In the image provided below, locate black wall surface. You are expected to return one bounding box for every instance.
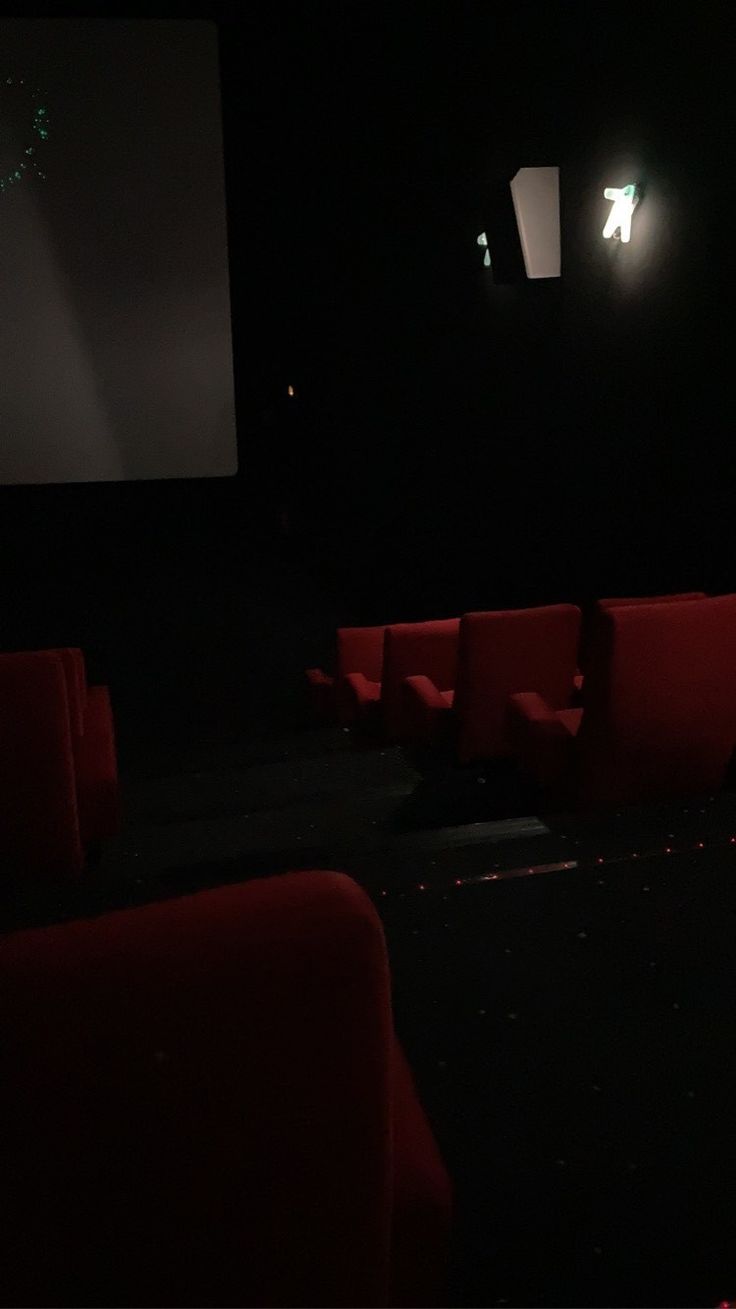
[0,3,730,747]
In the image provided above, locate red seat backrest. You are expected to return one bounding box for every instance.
[381,618,460,740]
[579,593,706,674]
[336,625,386,682]
[5,646,88,734]
[57,647,88,734]
[44,647,88,735]
[577,594,736,807]
[453,604,582,764]
[0,872,398,1308]
[597,592,706,609]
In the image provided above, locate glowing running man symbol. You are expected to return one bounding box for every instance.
[602,184,638,243]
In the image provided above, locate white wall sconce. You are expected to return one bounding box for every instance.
[602,183,639,242]
[509,166,561,278]
[476,166,560,279]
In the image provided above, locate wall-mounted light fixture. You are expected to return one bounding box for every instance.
[602,183,639,242]
[477,166,560,280]
[509,166,561,278]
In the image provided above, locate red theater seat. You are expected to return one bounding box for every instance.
[306,624,386,725]
[380,619,460,742]
[341,618,460,742]
[0,647,119,878]
[577,591,706,679]
[0,871,452,1309]
[403,605,581,764]
[597,591,706,607]
[508,594,736,810]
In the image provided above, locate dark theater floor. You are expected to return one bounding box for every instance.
[5,706,736,1308]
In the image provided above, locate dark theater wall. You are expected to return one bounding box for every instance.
[0,4,729,744]
[253,3,729,621]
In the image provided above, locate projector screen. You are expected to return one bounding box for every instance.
[0,19,237,484]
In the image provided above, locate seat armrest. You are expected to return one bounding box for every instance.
[507,691,577,788]
[507,690,564,727]
[305,668,337,724]
[339,671,381,727]
[403,674,447,713]
[402,675,452,747]
[343,671,377,703]
[305,667,335,689]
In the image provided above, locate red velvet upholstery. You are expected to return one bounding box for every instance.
[0,871,452,1308]
[381,619,460,742]
[596,591,706,608]
[389,1041,454,1307]
[451,605,582,764]
[50,646,87,735]
[578,592,706,676]
[337,625,386,683]
[507,692,582,788]
[401,606,581,761]
[341,669,383,729]
[0,648,119,876]
[509,595,736,809]
[402,674,454,748]
[337,625,389,727]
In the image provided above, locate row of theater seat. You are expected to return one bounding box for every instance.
[0,869,452,1308]
[307,591,736,808]
[0,647,120,878]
